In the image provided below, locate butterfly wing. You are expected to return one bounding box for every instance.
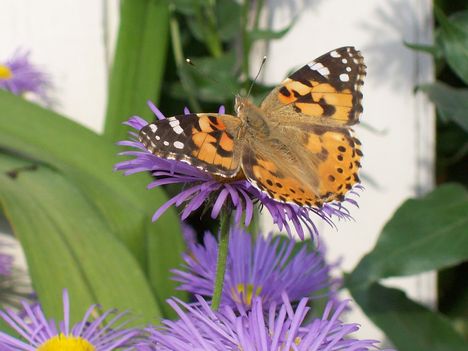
[242,124,362,206]
[261,46,366,126]
[139,113,242,178]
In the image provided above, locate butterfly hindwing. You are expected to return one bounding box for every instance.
[139,113,242,178]
[241,124,362,207]
[261,46,366,126]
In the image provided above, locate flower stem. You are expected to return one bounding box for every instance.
[211,210,231,311]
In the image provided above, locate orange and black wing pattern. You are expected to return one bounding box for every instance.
[139,113,242,178]
[241,124,362,207]
[262,46,366,126]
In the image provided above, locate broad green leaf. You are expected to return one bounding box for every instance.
[435,7,468,84]
[104,0,170,143]
[419,82,468,133]
[0,153,161,324]
[348,282,467,351]
[348,184,468,288]
[0,92,186,315]
[0,92,157,256]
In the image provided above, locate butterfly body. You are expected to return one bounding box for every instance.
[139,47,366,207]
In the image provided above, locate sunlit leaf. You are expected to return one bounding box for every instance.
[104,0,170,143]
[419,82,468,132]
[348,184,468,288]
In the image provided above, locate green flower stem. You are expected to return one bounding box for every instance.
[253,0,264,30]
[241,0,251,93]
[211,210,231,311]
[169,5,201,112]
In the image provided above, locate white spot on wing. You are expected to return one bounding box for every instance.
[163,141,169,146]
[149,124,157,132]
[173,125,183,134]
[341,58,348,64]
[309,61,330,76]
[330,50,340,58]
[174,141,184,149]
[346,67,352,72]
[339,73,350,82]
[156,135,161,140]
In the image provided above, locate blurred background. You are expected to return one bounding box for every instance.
[0,0,466,348]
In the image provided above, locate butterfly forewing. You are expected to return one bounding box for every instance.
[261,46,366,126]
[139,113,242,178]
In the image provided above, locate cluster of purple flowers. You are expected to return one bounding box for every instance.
[0,230,381,350]
[0,101,381,350]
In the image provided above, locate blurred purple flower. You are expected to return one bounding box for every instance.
[140,295,381,351]
[173,228,340,311]
[116,101,360,239]
[0,50,50,103]
[0,289,139,351]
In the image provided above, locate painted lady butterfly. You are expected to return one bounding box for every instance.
[139,47,366,207]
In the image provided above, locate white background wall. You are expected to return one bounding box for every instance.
[1,0,434,342]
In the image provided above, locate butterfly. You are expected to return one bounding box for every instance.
[139,47,366,208]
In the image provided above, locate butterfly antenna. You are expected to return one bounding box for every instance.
[247,55,267,98]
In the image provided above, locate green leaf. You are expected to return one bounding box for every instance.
[348,282,467,351]
[348,184,468,288]
[404,41,441,57]
[104,0,170,143]
[171,0,208,15]
[248,23,294,43]
[0,92,186,316]
[169,54,241,103]
[216,0,242,41]
[419,82,468,132]
[0,153,161,324]
[0,92,156,256]
[435,7,468,84]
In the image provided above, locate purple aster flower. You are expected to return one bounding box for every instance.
[173,228,340,311]
[0,289,139,351]
[140,295,382,351]
[116,101,360,239]
[0,50,50,103]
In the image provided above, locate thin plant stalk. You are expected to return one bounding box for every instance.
[211,209,231,310]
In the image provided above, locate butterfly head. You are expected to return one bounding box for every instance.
[234,95,269,137]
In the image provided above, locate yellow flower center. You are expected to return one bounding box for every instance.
[0,65,13,80]
[232,283,262,306]
[37,334,95,351]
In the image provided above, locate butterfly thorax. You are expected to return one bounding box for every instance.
[235,96,270,139]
